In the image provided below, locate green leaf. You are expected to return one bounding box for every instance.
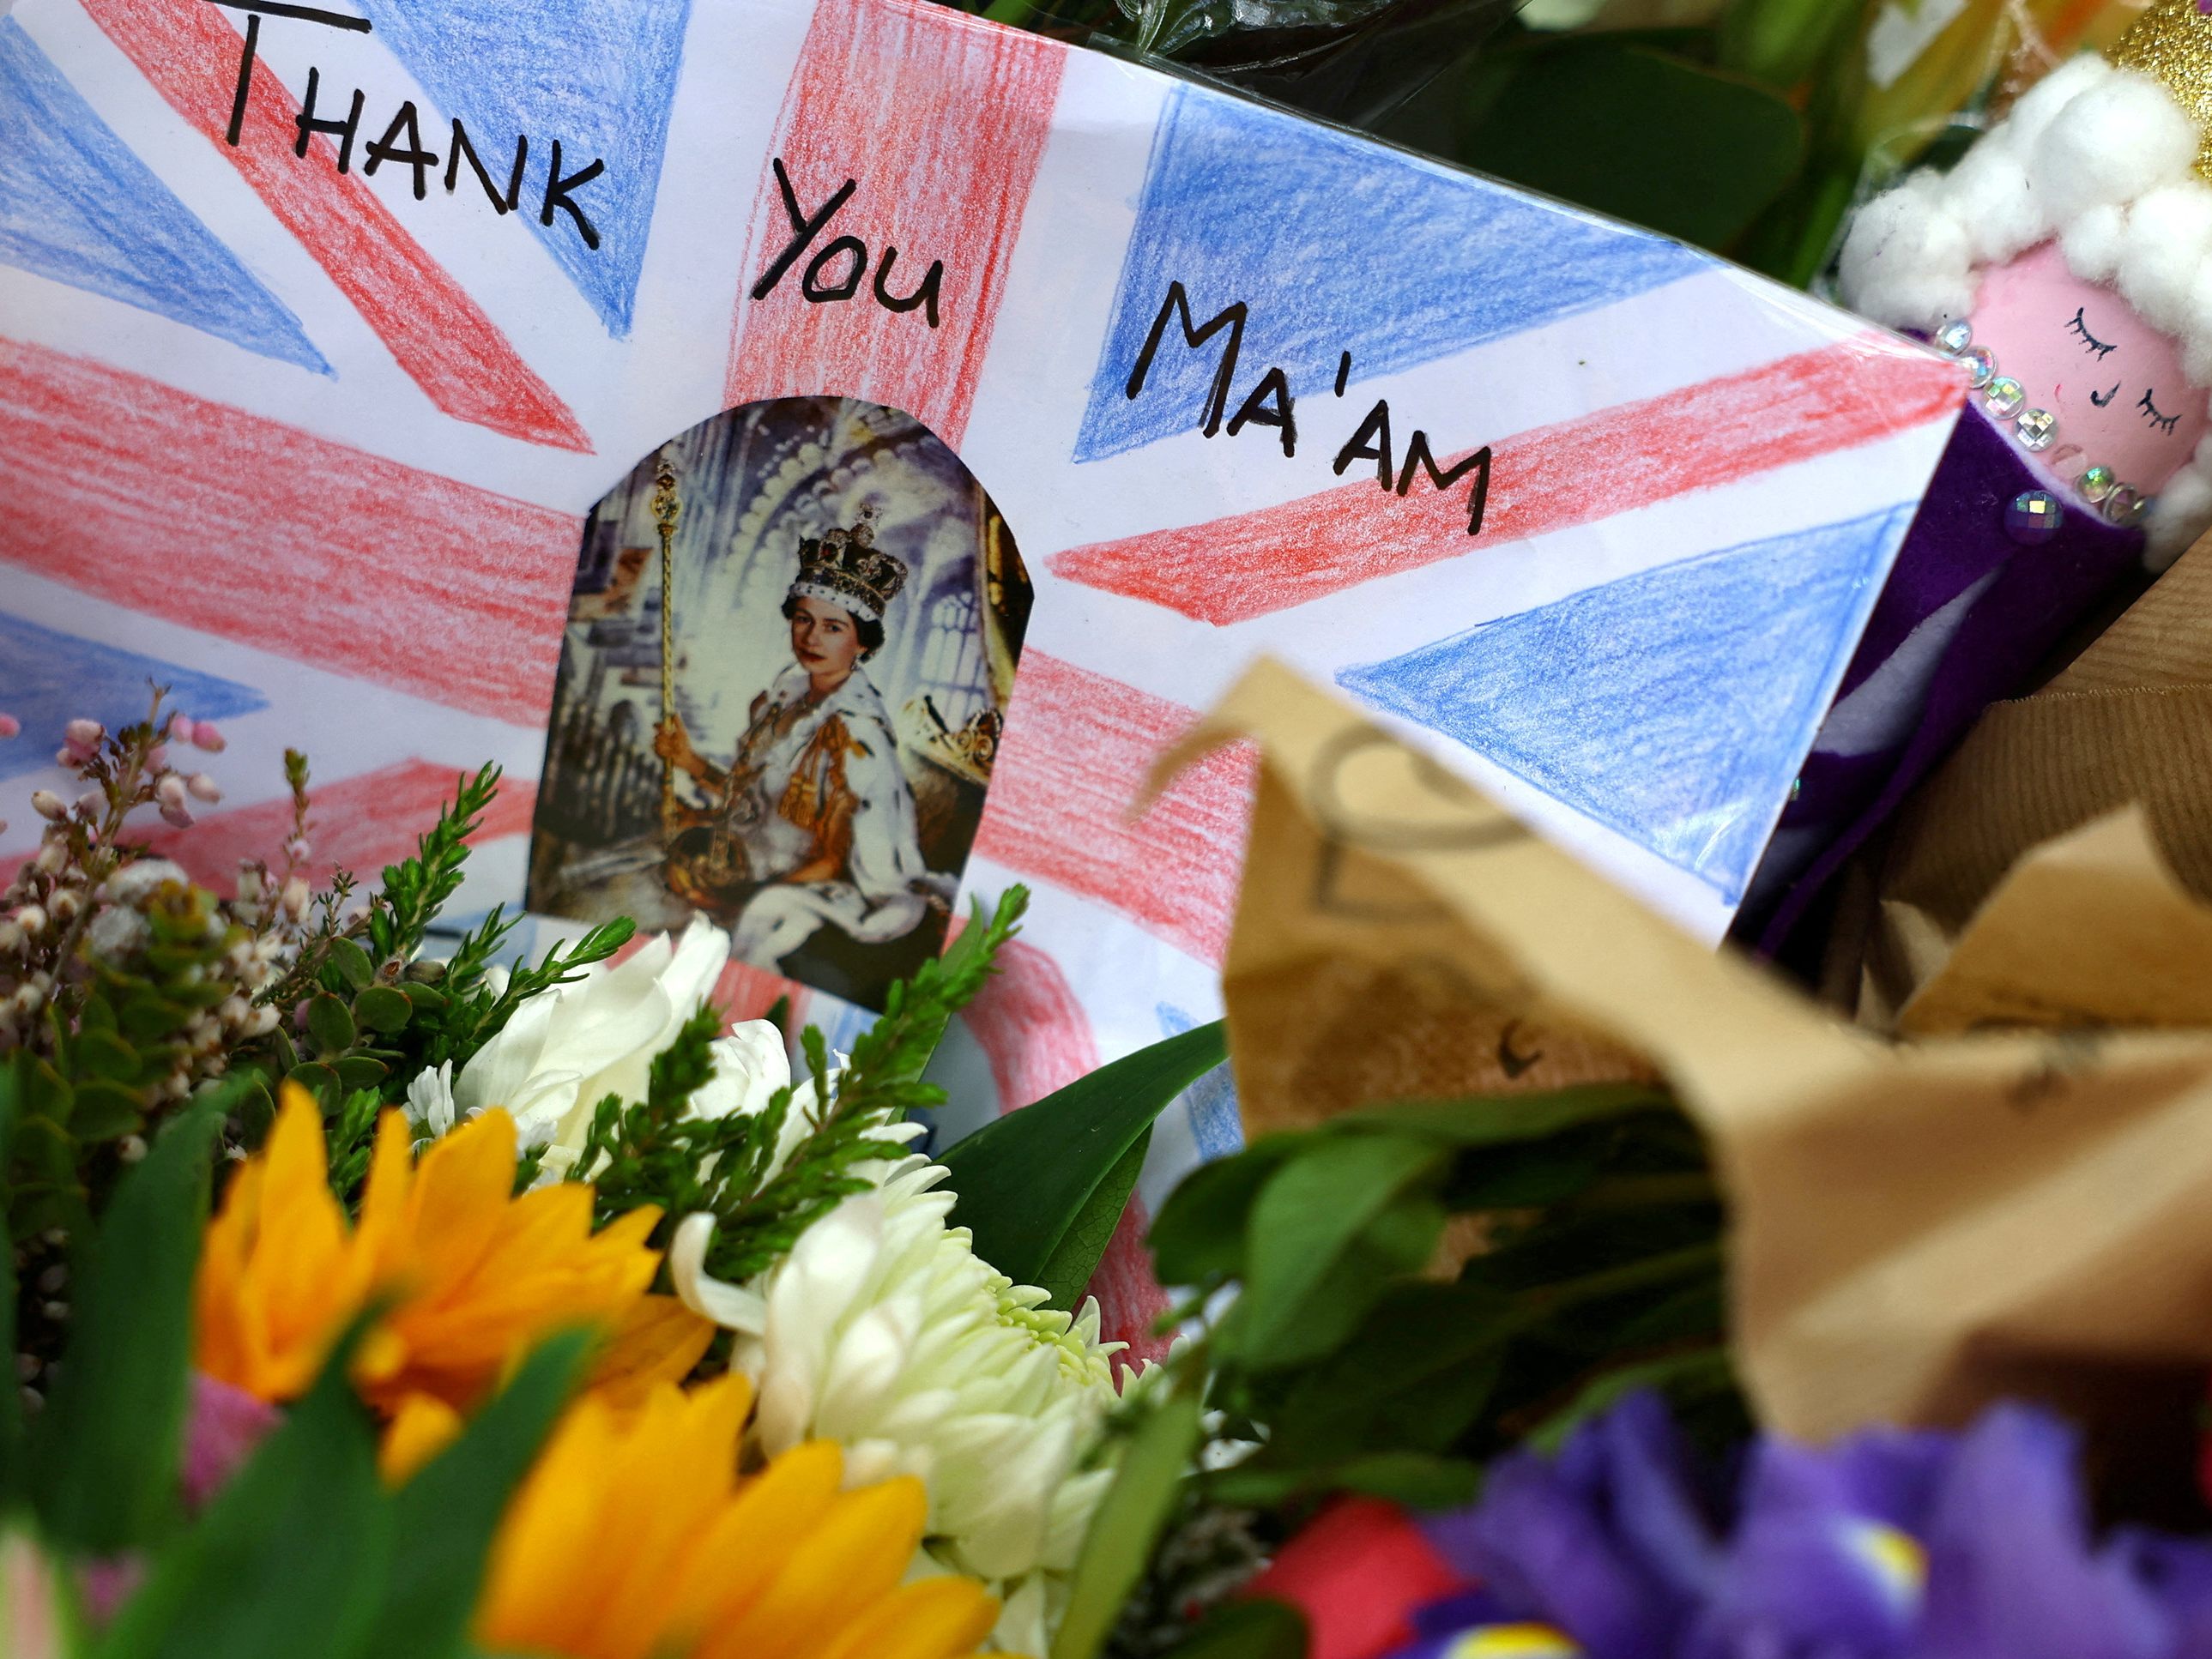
[306,996,356,1057]
[1050,1390,1204,1659]
[288,1063,340,1110]
[1035,1126,1151,1312]
[1452,39,1804,252]
[1522,1346,1738,1456]
[18,1058,71,1125]
[1145,1142,1293,1289]
[359,1331,590,1656]
[1229,1134,1447,1369]
[94,1326,392,1659]
[352,985,414,1035]
[69,1081,143,1143]
[333,1057,390,1095]
[943,1021,1226,1300]
[325,938,375,992]
[1167,1599,1308,1659]
[1264,1280,1511,1464]
[31,1091,228,1553]
[76,1030,142,1084]
[1208,1451,1480,1511]
[1328,1083,1673,1146]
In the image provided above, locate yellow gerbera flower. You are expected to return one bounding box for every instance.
[196,1083,706,1411]
[475,1373,1002,1659]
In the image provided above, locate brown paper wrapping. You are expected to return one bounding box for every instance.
[1853,537,2212,1025]
[1169,661,2212,1446]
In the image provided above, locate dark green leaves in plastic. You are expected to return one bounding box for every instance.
[1450,38,1803,252]
[944,1021,1227,1306]
[33,1089,227,1554]
[1050,1389,1205,1659]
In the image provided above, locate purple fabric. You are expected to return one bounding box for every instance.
[1744,407,2143,952]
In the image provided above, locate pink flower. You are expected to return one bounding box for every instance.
[63,719,102,751]
[166,712,191,742]
[0,714,19,739]
[184,773,221,804]
[181,1372,280,1511]
[189,720,226,753]
[155,777,194,827]
[73,1556,144,1627]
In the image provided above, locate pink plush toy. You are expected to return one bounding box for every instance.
[1745,0,2212,945]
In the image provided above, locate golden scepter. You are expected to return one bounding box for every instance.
[651,453,682,839]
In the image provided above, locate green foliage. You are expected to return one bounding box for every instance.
[1054,1388,1207,1659]
[1162,1600,1308,1659]
[4,885,243,1240]
[27,1091,229,1555]
[577,890,1028,1283]
[1149,1082,1739,1514]
[91,1328,588,1659]
[1411,31,1804,255]
[366,763,502,966]
[942,1018,1226,1307]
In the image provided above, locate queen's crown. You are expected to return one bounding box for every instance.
[792,504,907,622]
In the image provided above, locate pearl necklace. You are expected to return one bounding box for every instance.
[1932,319,2152,527]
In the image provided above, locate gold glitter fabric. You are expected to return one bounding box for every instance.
[2111,0,2212,181]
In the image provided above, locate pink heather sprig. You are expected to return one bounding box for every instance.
[0,685,291,1071]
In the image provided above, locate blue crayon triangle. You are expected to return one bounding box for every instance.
[0,20,326,374]
[354,0,691,339]
[1074,85,1708,462]
[1336,505,1916,902]
[0,612,268,782]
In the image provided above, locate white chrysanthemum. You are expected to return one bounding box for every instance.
[405,919,790,1175]
[671,1156,1127,1654]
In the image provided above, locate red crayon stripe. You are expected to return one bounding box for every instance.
[974,651,1256,968]
[1051,337,1967,626]
[112,759,536,894]
[956,937,1172,1365]
[725,0,1061,448]
[964,934,1098,1113]
[0,339,581,725]
[80,0,591,452]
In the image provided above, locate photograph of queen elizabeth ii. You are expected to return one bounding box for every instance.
[527,395,1031,1011]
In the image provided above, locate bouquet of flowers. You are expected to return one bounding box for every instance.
[9,679,2212,1659]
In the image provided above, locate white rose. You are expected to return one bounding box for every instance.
[447,918,786,1172]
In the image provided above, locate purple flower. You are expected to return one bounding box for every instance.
[1401,1395,2212,1659]
[1435,1391,1720,1659]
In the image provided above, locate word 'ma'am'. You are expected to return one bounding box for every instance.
[217,0,607,249]
[1126,281,1494,534]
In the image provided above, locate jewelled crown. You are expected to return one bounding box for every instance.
[789,504,907,624]
[2113,0,2212,181]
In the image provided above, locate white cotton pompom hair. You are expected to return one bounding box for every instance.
[1835,175,1977,330]
[1837,54,2212,568]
